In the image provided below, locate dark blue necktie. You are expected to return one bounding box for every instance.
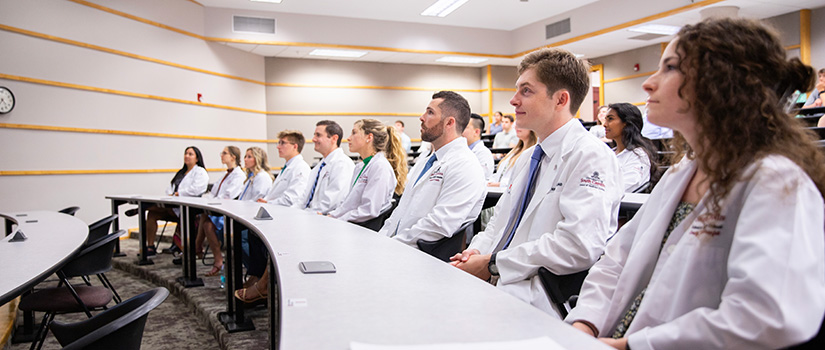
[414,154,438,186]
[305,161,326,208]
[495,145,544,252]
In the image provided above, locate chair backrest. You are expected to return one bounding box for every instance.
[87,214,118,245]
[59,206,81,216]
[61,230,125,278]
[50,287,170,350]
[537,267,589,319]
[353,200,396,232]
[416,221,472,262]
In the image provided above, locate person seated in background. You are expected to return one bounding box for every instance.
[463,113,495,179]
[258,130,310,206]
[327,119,407,222]
[566,18,825,350]
[488,123,537,188]
[235,146,274,289]
[589,105,609,141]
[393,120,413,153]
[486,111,504,135]
[144,146,209,256]
[297,120,355,213]
[379,91,486,248]
[492,114,518,151]
[803,68,824,108]
[603,103,657,192]
[451,48,622,317]
[194,145,244,276]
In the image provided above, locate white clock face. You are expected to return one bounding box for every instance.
[0,87,14,114]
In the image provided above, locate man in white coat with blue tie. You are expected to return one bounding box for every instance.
[297,120,355,214]
[380,91,486,248]
[451,48,623,317]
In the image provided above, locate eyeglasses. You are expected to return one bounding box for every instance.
[220,151,228,155]
[278,140,294,146]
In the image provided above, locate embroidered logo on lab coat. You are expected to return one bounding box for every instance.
[427,166,444,182]
[579,171,606,191]
[690,213,725,243]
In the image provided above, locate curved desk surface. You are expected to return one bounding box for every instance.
[108,195,610,349]
[0,211,88,306]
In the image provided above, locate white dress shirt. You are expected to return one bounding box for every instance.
[328,152,396,223]
[297,147,356,213]
[493,128,518,149]
[470,140,495,180]
[615,147,651,192]
[263,154,311,206]
[380,137,487,248]
[468,119,623,317]
[238,170,273,202]
[165,165,209,197]
[207,167,245,199]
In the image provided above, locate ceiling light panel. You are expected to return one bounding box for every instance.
[436,56,487,64]
[421,0,469,17]
[627,24,681,35]
[309,49,369,58]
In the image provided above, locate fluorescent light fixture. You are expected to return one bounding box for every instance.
[436,56,488,64]
[309,49,368,58]
[628,24,681,35]
[421,0,469,17]
[250,0,283,3]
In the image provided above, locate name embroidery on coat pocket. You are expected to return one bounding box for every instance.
[689,213,725,243]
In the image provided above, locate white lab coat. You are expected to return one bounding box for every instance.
[328,152,396,222]
[238,170,273,202]
[165,165,209,197]
[616,147,651,192]
[468,119,623,316]
[296,147,355,213]
[380,137,487,248]
[263,155,311,207]
[470,140,495,180]
[490,151,522,187]
[566,155,825,350]
[207,167,245,199]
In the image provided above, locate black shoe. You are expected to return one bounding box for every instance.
[162,245,181,254]
[172,257,182,265]
[145,247,156,257]
[124,208,139,217]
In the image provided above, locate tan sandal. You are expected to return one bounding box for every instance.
[234,283,267,303]
[205,264,222,277]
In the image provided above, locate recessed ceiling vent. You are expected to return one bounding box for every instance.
[545,18,570,39]
[233,15,276,34]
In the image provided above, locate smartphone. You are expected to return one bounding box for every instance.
[299,261,336,274]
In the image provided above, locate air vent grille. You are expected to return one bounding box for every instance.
[545,18,570,39]
[233,15,276,34]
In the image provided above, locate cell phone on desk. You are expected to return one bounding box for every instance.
[299,261,336,274]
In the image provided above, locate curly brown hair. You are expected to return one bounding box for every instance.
[670,17,825,213]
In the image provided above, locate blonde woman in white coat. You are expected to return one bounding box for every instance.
[195,145,244,276]
[145,146,209,255]
[237,147,273,202]
[567,18,825,350]
[327,119,407,223]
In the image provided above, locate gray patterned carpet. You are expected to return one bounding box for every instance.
[9,238,269,350]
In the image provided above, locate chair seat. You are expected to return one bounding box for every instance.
[20,285,112,313]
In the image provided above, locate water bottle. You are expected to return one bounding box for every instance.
[220,266,226,289]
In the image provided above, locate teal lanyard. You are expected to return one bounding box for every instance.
[352,155,374,187]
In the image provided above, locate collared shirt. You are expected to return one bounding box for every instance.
[264,154,311,206]
[493,128,518,149]
[615,147,651,192]
[296,147,356,213]
[165,165,209,197]
[380,137,487,248]
[209,166,245,199]
[470,139,495,180]
[238,170,273,202]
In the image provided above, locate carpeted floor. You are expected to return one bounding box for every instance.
[8,237,270,350]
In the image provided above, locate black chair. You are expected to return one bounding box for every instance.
[58,206,80,216]
[537,267,589,319]
[49,287,169,350]
[20,230,124,350]
[353,199,397,232]
[417,221,472,262]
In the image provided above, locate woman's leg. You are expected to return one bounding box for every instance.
[195,214,208,257]
[205,220,222,269]
[145,206,162,249]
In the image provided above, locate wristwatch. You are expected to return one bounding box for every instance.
[488,252,499,276]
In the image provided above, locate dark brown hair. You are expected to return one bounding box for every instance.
[671,17,824,212]
[277,130,305,153]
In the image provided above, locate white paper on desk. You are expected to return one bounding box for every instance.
[350,337,566,350]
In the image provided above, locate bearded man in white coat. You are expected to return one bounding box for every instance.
[379,91,486,248]
[451,48,623,318]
